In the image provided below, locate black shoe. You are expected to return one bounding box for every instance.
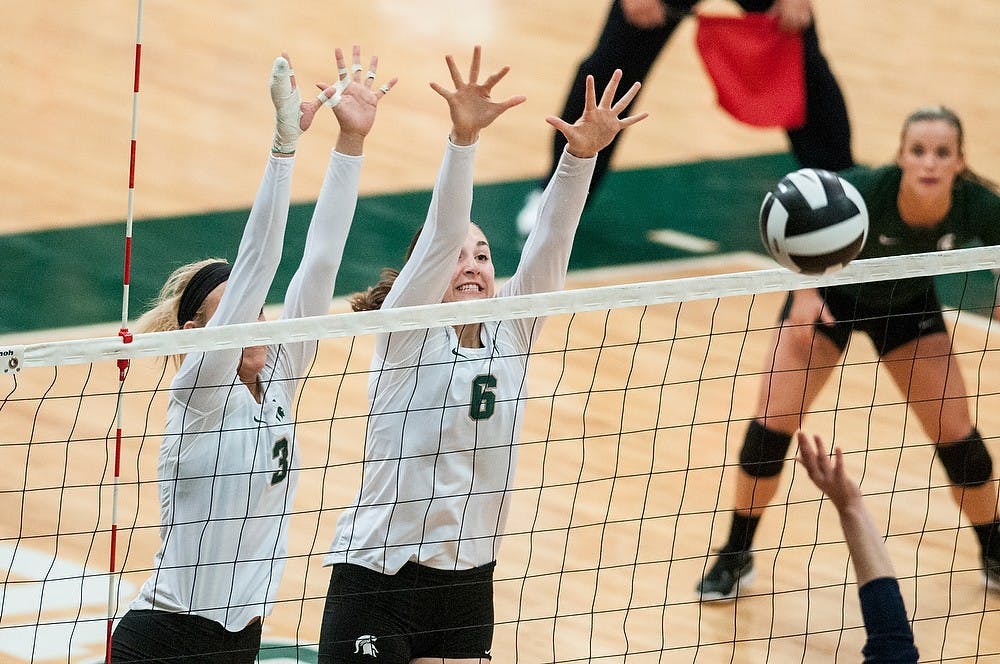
[984,553,1000,592]
[696,550,754,601]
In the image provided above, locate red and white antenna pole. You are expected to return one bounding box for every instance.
[107,1,143,661]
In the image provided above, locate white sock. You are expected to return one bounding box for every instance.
[270,56,302,154]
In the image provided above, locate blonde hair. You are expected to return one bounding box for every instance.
[902,105,964,152]
[136,258,229,363]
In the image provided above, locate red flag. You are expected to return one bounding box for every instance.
[695,13,805,129]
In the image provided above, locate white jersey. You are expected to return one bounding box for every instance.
[131,150,362,631]
[327,140,594,573]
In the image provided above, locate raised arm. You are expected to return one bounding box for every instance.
[795,430,918,661]
[372,46,524,363]
[504,70,647,300]
[795,430,895,585]
[379,46,524,312]
[174,54,313,406]
[279,46,395,378]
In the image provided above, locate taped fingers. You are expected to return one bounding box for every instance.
[271,55,303,154]
[317,78,349,108]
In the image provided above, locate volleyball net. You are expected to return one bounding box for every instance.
[2,246,1000,663]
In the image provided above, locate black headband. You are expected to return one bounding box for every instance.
[176,261,232,327]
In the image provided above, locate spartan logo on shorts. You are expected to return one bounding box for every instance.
[354,634,379,657]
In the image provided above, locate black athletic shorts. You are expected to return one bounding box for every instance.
[780,285,948,357]
[318,561,495,663]
[111,609,262,663]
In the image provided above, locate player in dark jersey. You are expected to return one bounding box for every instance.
[698,105,1000,601]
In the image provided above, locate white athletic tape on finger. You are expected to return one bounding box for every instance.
[271,57,303,153]
[317,89,341,108]
[351,63,363,74]
[366,70,377,80]
[317,78,349,108]
[378,84,391,95]
[338,66,348,77]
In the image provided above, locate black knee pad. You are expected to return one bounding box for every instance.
[739,420,793,478]
[937,429,993,487]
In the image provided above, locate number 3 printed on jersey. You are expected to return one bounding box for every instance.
[271,437,289,485]
[470,374,497,420]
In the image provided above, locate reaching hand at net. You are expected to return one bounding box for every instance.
[429,45,526,146]
[270,52,309,155]
[794,429,919,661]
[313,45,397,155]
[547,69,647,159]
[794,430,862,517]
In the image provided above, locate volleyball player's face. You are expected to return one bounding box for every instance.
[442,226,495,303]
[896,119,964,198]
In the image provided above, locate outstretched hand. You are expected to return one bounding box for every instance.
[794,429,862,512]
[547,70,647,159]
[429,45,526,146]
[313,46,397,145]
[304,46,397,155]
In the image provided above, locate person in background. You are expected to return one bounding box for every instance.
[516,0,852,235]
[697,105,1000,601]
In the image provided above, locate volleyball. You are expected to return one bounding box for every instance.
[759,168,869,274]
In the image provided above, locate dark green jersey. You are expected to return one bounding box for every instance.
[833,164,1000,309]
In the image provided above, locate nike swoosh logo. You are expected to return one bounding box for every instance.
[451,348,467,359]
[253,417,267,424]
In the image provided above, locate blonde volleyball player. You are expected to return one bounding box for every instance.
[111,48,395,663]
[698,106,1000,601]
[316,46,646,663]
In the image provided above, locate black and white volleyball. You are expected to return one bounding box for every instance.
[759,168,869,274]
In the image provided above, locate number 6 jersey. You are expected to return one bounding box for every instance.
[327,139,595,574]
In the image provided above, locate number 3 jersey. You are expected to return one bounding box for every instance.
[128,150,362,631]
[130,353,299,631]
